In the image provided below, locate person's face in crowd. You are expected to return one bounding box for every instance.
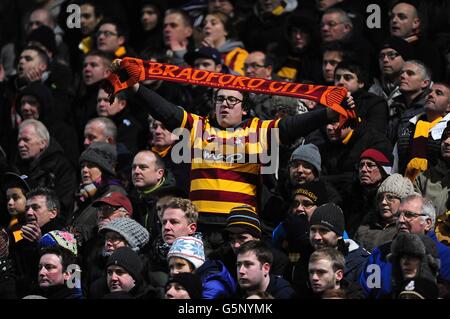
[322,51,343,83]
[165,282,191,299]
[358,158,383,186]
[131,152,164,189]
[96,23,124,54]
[27,9,52,33]
[26,195,57,228]
[290,27,310,51]
[107,265,135,293]
[38,253,69,288]
[17,124,47,160]
[389,3,420,38]
[237,250,270,291]
[309,258,343,294]
[168,257,194,276]
[424,84,450,115]
[150,120,178,148]
[377,192,401,224]
[379,48,405,77]
[321,12,351,42]
[203,14,227,45]
[96,89,125,117]
[334,68,364,93]
[245,52,271,79]
[316,0,342,11]
[259,0,282,13]
[83,121,109,148]
[82,55,110,86]
[399,62,430,94]
[229,232,258,254]
[80,4,101,35]
[103,230,127,254]
[156,195,174,221]
[400,255,421,279]
[396,198,432,234]
[325,121,341,142]
[289,160,316,185]
[441,134,450,160]
[6,187,27,217]
[163,13,192,47]
[215,89,246,128]
[161,208,196,244]
[97,205,128,227]
[291,194,317,221]
[310,225,341,250]
[17,49,47,80]
[20,95,40,120]
[141,5,159,32]
[193,57,221,72]
[208,0,234,14]
[80,161,102,185]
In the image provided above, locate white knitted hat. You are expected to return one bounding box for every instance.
[167,236,206,270]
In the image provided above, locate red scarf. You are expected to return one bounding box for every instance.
[106,57,354,126]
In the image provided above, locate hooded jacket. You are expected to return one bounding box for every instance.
[196,259,237,299]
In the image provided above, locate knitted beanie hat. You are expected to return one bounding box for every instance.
[380,36,415,61]
[167,236,206,270]
[309,203,345,236]
[79,142,117,176]
[26,25,57,55]
[39,230,78,256]
[290,143,322,176]
[377,173,415,199]
[360,148,393,175]
[293,180,329,206]
[106,246,143,282]
[166,272,203,299]
[224,205,262,239]
[99,218,150,252]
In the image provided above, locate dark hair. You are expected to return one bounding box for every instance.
[78,0,104,19]
[22,45,49,67]
[84,49,114,66]
[321,41,354,60]
[39,246,76,271]
[236,240,273,266]
[214,89,251,112]
[97,17,128,41]
[27,187,60,213]
[335,59,368,88]
[165,8,193,28]
[246,290,275,299]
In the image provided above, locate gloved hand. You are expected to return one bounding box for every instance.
[284,212,310,248]
[106,57,145,102]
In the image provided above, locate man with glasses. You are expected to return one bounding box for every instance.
[114,59,349,249]
[320,8,353,43]
[360,193,450,298]
[92,192,133,227]
[95,18,130,59]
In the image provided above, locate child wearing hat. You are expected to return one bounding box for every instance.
[167,236,236,299]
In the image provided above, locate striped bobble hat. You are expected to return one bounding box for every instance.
[224,205,262,239]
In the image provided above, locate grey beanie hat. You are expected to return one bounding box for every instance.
[290,143,321,175]
[377,173,414,199]
[79,142,117,176]
[99,218,150,252]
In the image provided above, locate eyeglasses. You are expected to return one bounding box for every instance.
[378,51,400,60]
[320,21,344,28]
[393,211,427,220]
[96,30,118,38]
[292,199,316,209]
[377,193,400,203]
[244,63,266,70]
[358,161,378,171]
[215,95,242,108]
